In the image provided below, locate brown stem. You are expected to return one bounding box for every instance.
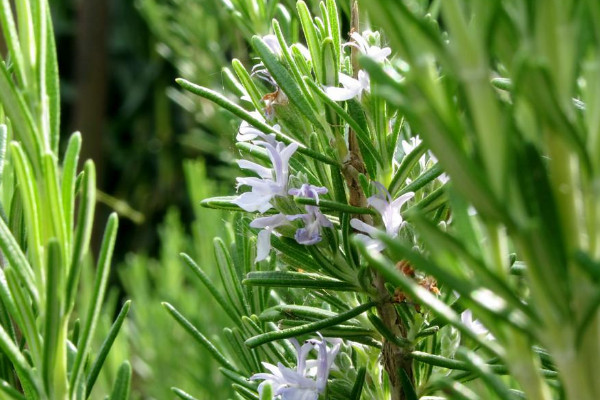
[342,3,413,399]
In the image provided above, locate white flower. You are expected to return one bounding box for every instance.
[250,213,289,262]
[323,70,370,101]
[351,183,414,250]
[263,34,283,55]
[368,190,414,236]
[347,30,391,62]
[250,335,341,400]
[233,141,298,213]
[461,310,490,337]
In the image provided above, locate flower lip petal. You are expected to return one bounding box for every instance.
[237,159,272,179]
[323,86,360,101]
[350,218,379,236]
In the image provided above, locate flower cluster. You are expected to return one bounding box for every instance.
[351,182,414,251]
[324,30,391,102]
[233,115,332,261]
[250,334,341,400]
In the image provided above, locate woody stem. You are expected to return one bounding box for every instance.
[343,3,413,399]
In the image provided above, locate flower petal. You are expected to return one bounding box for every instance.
[237,160,272,179]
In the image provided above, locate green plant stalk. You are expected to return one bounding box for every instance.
[545,129,600,397]
[50,320,69,400]
[502,330,552,400]
[441,0,506,199]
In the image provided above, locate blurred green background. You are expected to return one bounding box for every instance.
[51,0,243,398]
[47,0,339,398]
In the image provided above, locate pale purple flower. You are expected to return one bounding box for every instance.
[324,70,370,101]
[288,211,333,245]
[250,213,289,262]
[263,34,283,55]
[346,30,392,62]
[351,183,414,250]
[288,184,333,245]
[250,335,340,400]
[438,172,450,185]
[461,310,490,337]
[367,185,414,236]
[288,184,327,212]
[233,141,299,213]
[236,117,278,146]
[350,218,384,251]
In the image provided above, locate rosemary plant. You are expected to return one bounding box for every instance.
[0,0,130,398]
[169,0,600,399]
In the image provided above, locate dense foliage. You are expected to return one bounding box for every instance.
[1,0,600,399]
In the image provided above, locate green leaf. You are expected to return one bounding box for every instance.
[171,387,200,400]
[232,383,259,400]
[232,59,263,111]
[260,304,346,322]
[349,367,366,400]
[367,312,410,347]
[43,152,68,257]
[403,185,447,216]
[10,143,43,282]
[258,382,272,400]
[272,19,318,111]
[44,7,60,154]
[219,368,258,391]
[70,213,118,396]
[61,132,81,251]
[326,0,341,66]
[398,368,418,400]
[0,125,7,180]
[245,301,377,348]
[241,316,287,367]
[42,240,61,395]
[456,348,515,400]
[294,196,374,215]
[0,322,41,397]
[180,253,240,325]
[389,142,427,196]
[428,377,480,400]
[296,1,323,83]
[244,271,356,291]
[0,67,42,172]
[224,327,260,372]
[270,236,322,272]
[108,361,131,400]
[214,237,250,317]
[86,300,132,398]
[66,160,96,312]
[398,164,443,196]
[0,0,27,87]
[0,379,26,400]
[0,208,37,303]
[162,302,238,373]
[199,196,278,213]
